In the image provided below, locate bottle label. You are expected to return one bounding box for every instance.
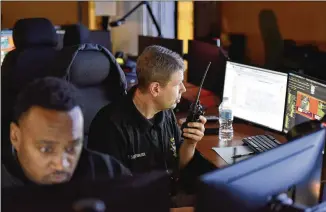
[220,109,233,120]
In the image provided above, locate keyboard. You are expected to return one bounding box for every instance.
[242,135,282,153]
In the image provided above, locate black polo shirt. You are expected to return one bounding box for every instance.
[87,87,217,193]
[88,87,182,174]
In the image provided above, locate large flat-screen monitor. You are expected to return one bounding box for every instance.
[283,72,326,133]
[196,128,326,212]
[138,35,183,56]
[222,61,288,132]
[1,30,15,65]
[56,28,112,51]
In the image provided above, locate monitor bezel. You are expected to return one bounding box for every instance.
[222,61,289,134]
[1,29,13,34]
[285,72,326,203]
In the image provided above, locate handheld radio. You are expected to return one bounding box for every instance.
[180,62,211,135]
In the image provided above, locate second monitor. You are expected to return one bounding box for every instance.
[222,61,288,132]
[283,72,326,133]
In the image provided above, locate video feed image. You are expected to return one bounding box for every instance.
[296,91,326,120]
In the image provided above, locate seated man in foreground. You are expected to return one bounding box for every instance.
[2,77,131,188]
[88,46,215,196]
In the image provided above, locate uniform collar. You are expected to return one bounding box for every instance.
[127,86,165,131]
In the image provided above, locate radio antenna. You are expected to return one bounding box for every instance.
[194,62,211,104]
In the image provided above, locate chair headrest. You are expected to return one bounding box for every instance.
[70,51,110,87]
[13,18,58,49]
[63,23,91,47]
[48,43,128,97]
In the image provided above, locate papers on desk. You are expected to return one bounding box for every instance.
[212,145,254,165]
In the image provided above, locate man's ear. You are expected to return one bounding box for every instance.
[149,82,160,97]
[10,122,21,152]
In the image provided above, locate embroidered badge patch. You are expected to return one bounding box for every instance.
[170,137,177,157]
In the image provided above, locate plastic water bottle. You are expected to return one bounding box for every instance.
[219,97,233,142]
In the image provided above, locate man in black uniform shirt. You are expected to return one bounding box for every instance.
[88,46,213,194]
[2,77,131,188]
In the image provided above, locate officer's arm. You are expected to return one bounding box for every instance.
[179,116,206,168]
[179,142,197,168]
[170,110,196,168]
[172,111,214,172]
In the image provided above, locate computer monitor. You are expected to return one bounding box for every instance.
[1,30,15,65]
[294,147,325,207]
[222,61,288,132]
[196,128,326,212]
[56,28,112,51]
[283,72,326,133]
[2,171,171,212]
[138,35,183,56]
[187,40,227,97]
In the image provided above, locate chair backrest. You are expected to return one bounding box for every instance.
[2,18,59,105]
[1,18,59,148]
[48,43,127,143]
[2,18,59,89]
[63,23,91,47]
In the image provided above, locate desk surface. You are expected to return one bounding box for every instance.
[177,83,287,168]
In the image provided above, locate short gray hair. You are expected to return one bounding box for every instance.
[136,45,184,92]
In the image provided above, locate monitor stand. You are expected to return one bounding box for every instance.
[233,117,251,125]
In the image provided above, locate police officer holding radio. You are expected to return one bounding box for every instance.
[88,46,213,198]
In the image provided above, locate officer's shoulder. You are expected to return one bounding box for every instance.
[97,99,129,122]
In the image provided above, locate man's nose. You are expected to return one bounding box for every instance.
[52,154,70,170]
[181,83,186,93]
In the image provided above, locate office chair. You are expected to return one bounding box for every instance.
[48,43,127,145]
[1,18,59,155]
